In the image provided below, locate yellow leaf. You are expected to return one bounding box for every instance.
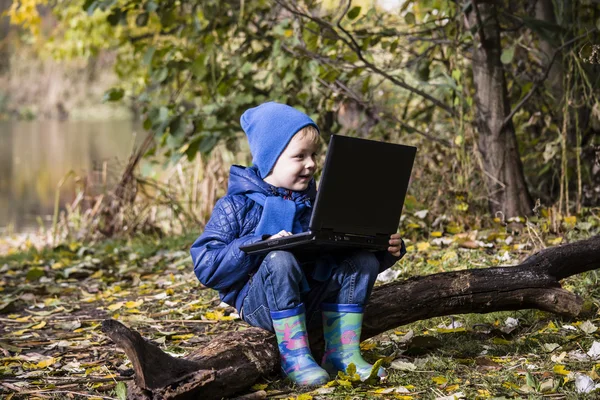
[296,394,313,400]
[431,231,443,237]
[12,329,28,336]
[442,251,458,262]
[446,223,463,234]
[478,389,491,397]
[563,216,577,226]
[107,302,124,311]
[503,382,520,390]
[337,379,352,387]
[553,364,570,375]
[36,357,56,368]
[492,338,512,345]
[548,237,563,245]
[171,333,194,340]
[360,342,377,351]
[417,242,431,252]
[31,321,46,330]
[166,288,174,296]
[125,300,143,309]
[445,384,460,391]
[427,259,440,267]
[51,262,64,270]
[205,311,234,321]
[432,376,448,385]
[251,384,268,390]
[436,327,466,333]
[15,316,31,322]
[44,298,61,307]
[406,223,420,229]
[406,245,415,252]
[90,270,103,279]
[545,321,558,331]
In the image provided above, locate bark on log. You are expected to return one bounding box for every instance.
[102,235,600,399]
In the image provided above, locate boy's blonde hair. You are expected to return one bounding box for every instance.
[294,125,320,145]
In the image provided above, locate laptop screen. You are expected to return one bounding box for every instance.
[309,135,416,237]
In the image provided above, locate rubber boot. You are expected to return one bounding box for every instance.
[271,303,329,386]
[321,303,387,380]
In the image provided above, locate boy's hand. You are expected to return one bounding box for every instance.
[388,233,403,257]
[267,230,292,240]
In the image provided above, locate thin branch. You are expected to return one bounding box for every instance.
[501,30,597,130]
[275,0,458,118]
[317,77,452,148]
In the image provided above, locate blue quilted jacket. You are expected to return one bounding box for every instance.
[190,165,405,312]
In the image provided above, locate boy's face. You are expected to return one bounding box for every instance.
[263,132,319,191]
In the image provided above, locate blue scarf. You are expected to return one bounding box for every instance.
[226,165,316,237]
[246,187,313,236]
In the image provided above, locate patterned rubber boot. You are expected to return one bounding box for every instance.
[271,304,329,386]
[321,303,387,380]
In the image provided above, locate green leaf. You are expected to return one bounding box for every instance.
[26,267,45,281]
[143,46,156,66]
[199,134,218,154]
[169,115,186,137]
[452,68,461,82]
[116,381,127,400]
[501,46,515,64]
[158,106,169,124]
[521,81,533,97]
[365,359,384,384]
[347,6,361,20]
[151,67,169,84]
[346,362,357,376]
[106,9,121,26]
[404,12,416,25]
[526,371,538,390]
[83,0,98,14]
[579,43,593,62]
[361,75,371,94]
[102,88,124,102]
[191,55,207,79]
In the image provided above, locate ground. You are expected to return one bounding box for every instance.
[1,212,600,399]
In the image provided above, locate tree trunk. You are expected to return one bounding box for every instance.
[103,235,600,400]
[463,1,534,217]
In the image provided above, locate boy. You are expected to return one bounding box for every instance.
[190,102,406,386]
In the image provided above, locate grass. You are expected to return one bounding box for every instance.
[0,210,599,399]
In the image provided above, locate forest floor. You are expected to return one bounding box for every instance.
[1,209,600,399]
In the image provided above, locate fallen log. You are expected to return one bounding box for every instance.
[102,235,600,399]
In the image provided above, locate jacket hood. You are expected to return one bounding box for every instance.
[227,165,317,203]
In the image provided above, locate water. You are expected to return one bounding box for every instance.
[0,119,144,233]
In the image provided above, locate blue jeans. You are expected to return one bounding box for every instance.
[241,250,380,332]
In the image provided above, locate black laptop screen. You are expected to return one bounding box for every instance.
[309,135,416,237]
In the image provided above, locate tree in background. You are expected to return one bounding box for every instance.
[6,0,599,219]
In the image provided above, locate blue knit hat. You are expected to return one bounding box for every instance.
[240,102,319,178]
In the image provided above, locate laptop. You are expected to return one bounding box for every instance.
[239,134,416,255]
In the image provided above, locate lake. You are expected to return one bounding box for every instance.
[0,119,144,234]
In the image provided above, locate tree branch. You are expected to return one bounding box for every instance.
[275,0,458,118]
[501,30,597,131]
